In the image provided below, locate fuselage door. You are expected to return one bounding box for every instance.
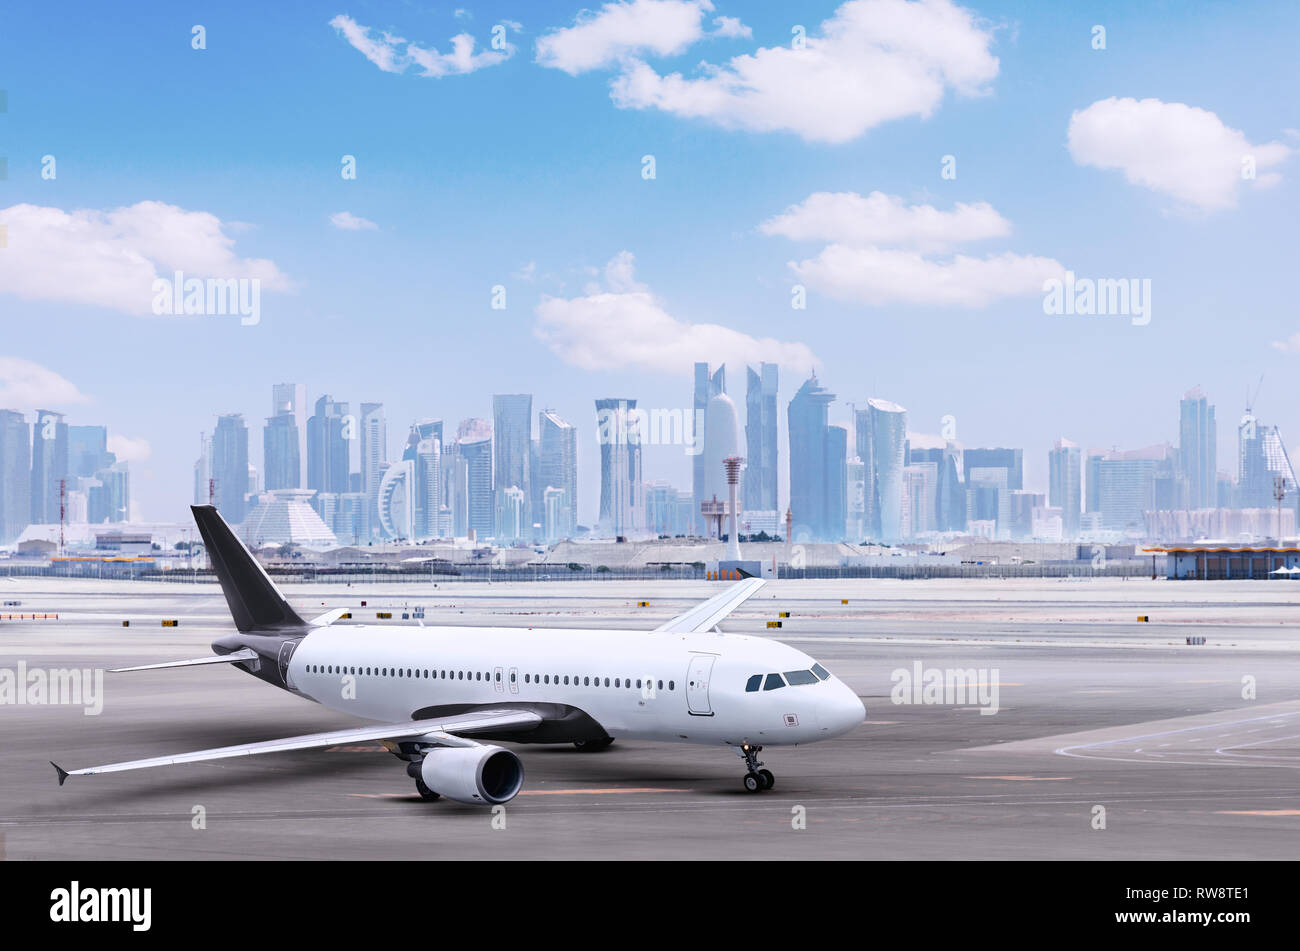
[508,666,519,695]
[686,653,717,716]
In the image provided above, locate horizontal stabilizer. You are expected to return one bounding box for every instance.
[109,648,260,673]
[310,608,350,627]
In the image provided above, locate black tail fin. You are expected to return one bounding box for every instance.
[191,505,306,633]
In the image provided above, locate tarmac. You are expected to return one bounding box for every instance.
[4,576,1300,859]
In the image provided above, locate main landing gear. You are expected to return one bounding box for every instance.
[406,760,440,801]
[737,744,774,792]
[573,736,615,752]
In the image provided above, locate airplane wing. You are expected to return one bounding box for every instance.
[652,577,766,634]
[51,708,542,784]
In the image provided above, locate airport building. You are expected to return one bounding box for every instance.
[1154,544,1300,580]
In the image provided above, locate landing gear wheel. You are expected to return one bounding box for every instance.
[414,777,441,801]
[573,737,615,752]
[737,744,769,792]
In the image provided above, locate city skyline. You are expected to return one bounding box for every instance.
[2,0,1297,536]
[10,366,1299,549]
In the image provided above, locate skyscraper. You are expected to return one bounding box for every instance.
[272,383,308,488]
[458,418,494,539]
[692,362,725,534]
[538,410,577,540]
[194,431,212,505]
[359,402,386,540]
[492,394,532,542]
[1238,416,1298,517]
[703,389,741,515]
[88,461,130,523]
[211,414,250,524]
[0,410,30,543]
[787,375,841,541]
[1049,438,1082,538]
[865,399,907,542]
[962,448,1024,491]
[29,409,68,525]
[400,419,444,539]
[744,363,778,514]
[596,398,643,538]
[68,425,111,478]
[1178,387,1216,510]
[263,414,301,491]
[307,396,350,496]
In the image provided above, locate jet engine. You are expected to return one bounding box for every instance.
[419,745,524,805]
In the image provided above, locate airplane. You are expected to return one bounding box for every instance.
[51,505,865,804]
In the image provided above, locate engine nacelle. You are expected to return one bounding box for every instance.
[419,745,524,805]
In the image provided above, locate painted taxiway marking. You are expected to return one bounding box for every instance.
[966,776,1072,782]
[1217,810,1300,816]
[349,787,689,799]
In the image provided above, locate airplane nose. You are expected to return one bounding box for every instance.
[821,681,865,736]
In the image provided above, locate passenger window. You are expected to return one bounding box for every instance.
[763,673,785,691]
[604,678,610,687]
[745,674,762,692]
[658,680,663,690]
[583,677,590,686]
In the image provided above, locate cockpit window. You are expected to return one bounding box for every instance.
[811,664,830,681]
[763,673,785,691]
[745,674,762,693]
[784,669,818,686]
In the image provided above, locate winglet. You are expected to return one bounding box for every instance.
[51,761,69,786]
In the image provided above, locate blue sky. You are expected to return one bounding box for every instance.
[1,0,1297,523]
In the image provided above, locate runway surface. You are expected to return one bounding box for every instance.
[4,576,1300,859]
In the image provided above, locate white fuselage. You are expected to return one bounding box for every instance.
[289,625,865,748]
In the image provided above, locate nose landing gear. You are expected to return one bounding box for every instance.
[737,744,774,792]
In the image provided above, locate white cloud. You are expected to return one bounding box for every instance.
[0,358,89,410]
[1271,334,1300,354]
[0,202,288,317]
[536,0,714,75]
[763,191,1062,307]
[329,14,516,78]
[760,191,1010,251]
[711,16,751,39]
[535,252,817,374]
[1067,97,1292,211]
[107,434,152,464]
[606,0,999,143]
[330,211,378,231]
[787,244,1065,307]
